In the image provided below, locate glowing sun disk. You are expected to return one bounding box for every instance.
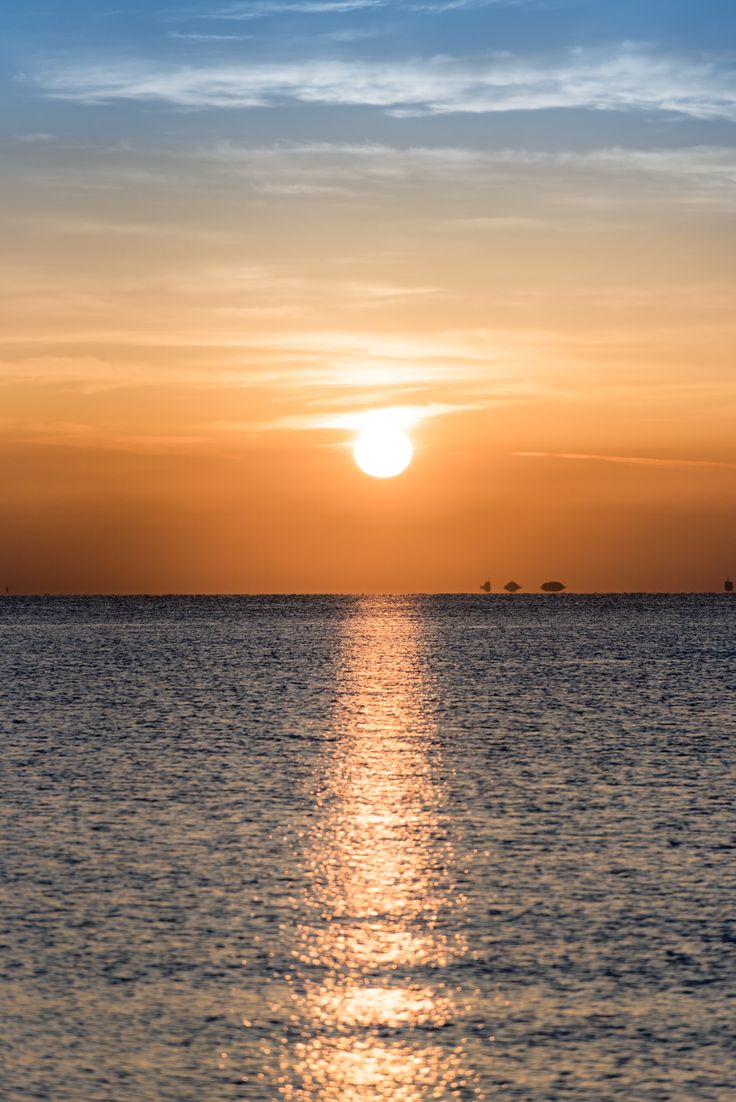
[353,425,413,479]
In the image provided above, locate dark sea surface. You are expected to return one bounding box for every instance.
[1,594,735,1102]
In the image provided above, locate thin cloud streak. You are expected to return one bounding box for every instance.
[207,399,485,435]
[206,1,388,18]
[204,0,515,18]
[200,141,736,215]
[0,326,547,397]
[169,32,254,41]
[0,418,208,453]
[13,139,736,214]
[34,45,736,120]
[515,451,736,470]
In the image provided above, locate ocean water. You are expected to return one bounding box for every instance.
[1,594,735,1102]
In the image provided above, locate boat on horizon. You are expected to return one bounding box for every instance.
[540,581,566,592]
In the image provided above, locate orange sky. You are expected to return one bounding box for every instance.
[2,7,736,592]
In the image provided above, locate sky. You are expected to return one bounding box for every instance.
[1,0,735,592]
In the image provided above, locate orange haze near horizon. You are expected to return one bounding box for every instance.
[2,137,735,593]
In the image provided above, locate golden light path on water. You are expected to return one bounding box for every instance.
[276,599,478,1101]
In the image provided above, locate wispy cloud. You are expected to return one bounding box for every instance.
[204,0,524,15]
[410,0,529,10]
[33,44,736,120]
[207,399,484,436]
[515,451,736,470]
[169,32,253,41]
[161,141,736,213]
[207,0,388,18]
[0,417,208,453]
[15,139,736,214]
[322,25,391,42]
[0,324,546,399]
[17,132,56,144]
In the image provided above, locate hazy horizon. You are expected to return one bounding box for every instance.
[2,588,733,598]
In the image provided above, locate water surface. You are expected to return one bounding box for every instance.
[1,595,735,1100]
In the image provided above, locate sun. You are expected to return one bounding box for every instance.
[353,421,413,479]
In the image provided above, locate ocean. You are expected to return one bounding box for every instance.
[1,595,735,1101]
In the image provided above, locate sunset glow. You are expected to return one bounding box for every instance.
[1,2,734,591]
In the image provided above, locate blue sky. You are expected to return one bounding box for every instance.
[4,1,736,149]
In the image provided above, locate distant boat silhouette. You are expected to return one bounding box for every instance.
[540,581,566,592]
[504,581,522,593]
[480,580,491,593]
[726,578,734,593]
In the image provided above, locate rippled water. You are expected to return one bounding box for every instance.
[2,595,735,1101]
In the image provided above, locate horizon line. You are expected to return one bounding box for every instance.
[0,590,732,598]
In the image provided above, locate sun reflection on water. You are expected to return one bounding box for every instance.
[276,598,477,1101]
